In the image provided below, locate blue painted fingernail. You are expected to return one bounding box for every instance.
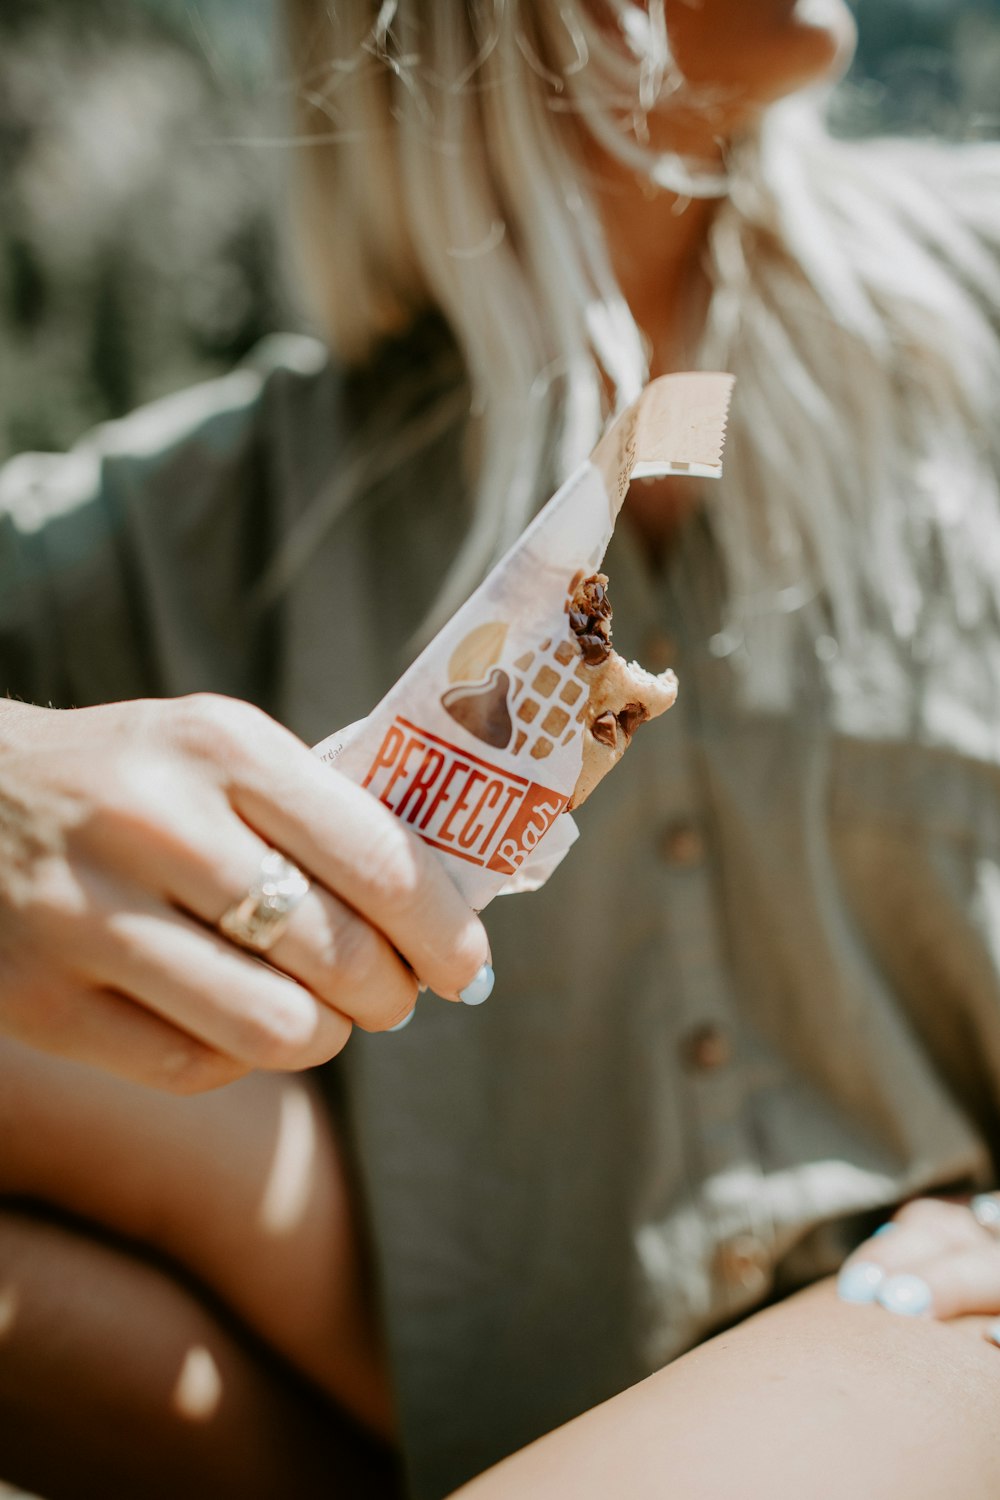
[388,1007,416,1032]
[972,1194,1000,1234]
[985,1320,1000,1349]
[837,1261,885,1304]
[459,963,495,1006]
[877,1273,932,1317]
[871,1222,895,1238]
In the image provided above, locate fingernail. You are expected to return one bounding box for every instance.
[871,1222,895,1238]
[837,1261,885,1305]
[971,1194,1000,1234]
[388,1007,417,1032]
[985,1320,1000,1349]
[459,963,495,1006]
[877,1273,932,1317]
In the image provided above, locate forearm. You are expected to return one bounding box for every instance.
[453,1279,1000,1500]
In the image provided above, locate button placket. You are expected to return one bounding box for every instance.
[650,584,777,1309]
[605,517,777,1318]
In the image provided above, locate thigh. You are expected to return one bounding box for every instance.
[0,1206,401,1500]
[0,1038,391,1436]
[452,1280,1000,1500]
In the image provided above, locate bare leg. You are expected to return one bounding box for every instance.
[0,1039,391,1437]
[452,1280,1000,1500]
[0,1208,401,1499]
[0,1038,392,1436]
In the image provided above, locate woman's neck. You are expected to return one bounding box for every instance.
[599,170,718,373]
[595,171,721,565]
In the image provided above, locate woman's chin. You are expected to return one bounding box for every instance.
[793,0,858,84]
[664,0,858,112]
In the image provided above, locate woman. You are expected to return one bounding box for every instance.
[2,1,1000,1496]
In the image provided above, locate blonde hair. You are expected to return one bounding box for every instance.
[281,0,1000,699]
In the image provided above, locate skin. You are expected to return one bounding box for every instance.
[0,1045,403,1497]
[0,695,490,1090]
[597,0,857,556]
[2,3,999,1496]
[451,1280,1000,1500]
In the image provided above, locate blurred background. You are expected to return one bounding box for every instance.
[1,0,999,461]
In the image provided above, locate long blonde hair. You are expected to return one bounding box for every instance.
[282,0,1000,700]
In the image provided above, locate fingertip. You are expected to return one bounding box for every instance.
[876,1273,933,1318]
[459,963,495,1007]
[837,1261,884,1305]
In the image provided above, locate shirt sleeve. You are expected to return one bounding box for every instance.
[0,334,331,712]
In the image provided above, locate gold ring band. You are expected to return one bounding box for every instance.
[218,850,310,954]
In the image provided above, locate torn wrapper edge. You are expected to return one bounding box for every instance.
[312,373,734,908]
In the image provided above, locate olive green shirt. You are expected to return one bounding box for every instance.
[3,327,1000,1499]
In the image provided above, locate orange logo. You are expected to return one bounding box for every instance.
[362,717,567,875]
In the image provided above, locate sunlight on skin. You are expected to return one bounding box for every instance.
[584,0,858,390]
[171,1344,224,1423]
[257,1083,319,1237]
[0,1283,18,1341]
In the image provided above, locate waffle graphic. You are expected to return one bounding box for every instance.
[440,617,587,761]
[507,637,589,761]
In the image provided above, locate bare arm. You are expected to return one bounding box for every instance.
[453,1279,1000,1500]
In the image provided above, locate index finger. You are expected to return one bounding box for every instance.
[222,709,492,1000]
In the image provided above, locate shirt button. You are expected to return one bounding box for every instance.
[659,819,705,867]
[713,1234,770,1293]
[682,1021,732,1072]
[642,629,676,674]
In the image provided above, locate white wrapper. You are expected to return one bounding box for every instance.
[314,372,733,911]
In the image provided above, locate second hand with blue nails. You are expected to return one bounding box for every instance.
[837,1223,933,1317]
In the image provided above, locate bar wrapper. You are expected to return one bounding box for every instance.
[314,373,733,911]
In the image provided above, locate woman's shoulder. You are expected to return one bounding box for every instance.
[0,334,345,707]
[0,333,337,541]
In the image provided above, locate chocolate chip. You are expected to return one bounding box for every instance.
[567,573,614,664]
[579,634,612,665]
[616,702,649,739]
[591,711,618,747]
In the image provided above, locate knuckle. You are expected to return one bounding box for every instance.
[160,1048,246,1096]
[363,822,423,913]
[287,1013,353,1068]
[167,693,262,765]
[238,996,320,1071]
[23,859,91,931]
[324,916,416,1029]
[895,1198,958,1230]
[82,758,183,844]
[333,917,383,994]
[376,980,420,1033]
[435,919,489,991]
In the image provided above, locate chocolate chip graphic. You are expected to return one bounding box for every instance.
[442,667,513,749]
